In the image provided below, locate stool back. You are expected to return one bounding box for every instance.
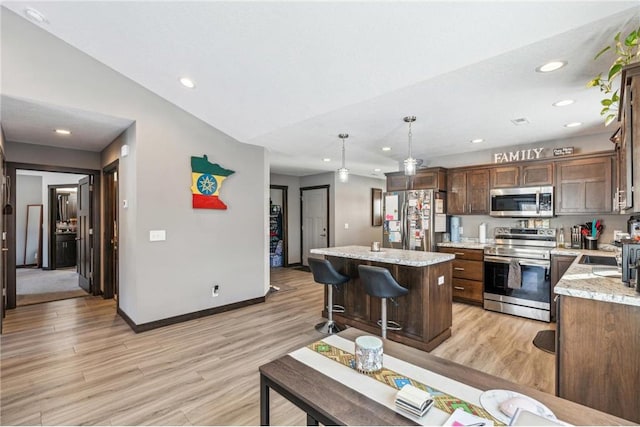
[308,257,349,286]
[358,265,408,298]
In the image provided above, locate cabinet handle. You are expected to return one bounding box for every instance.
[454,286,465,290]
[454,267,465,271]
[1,248,8,252]
[454,252,465,256]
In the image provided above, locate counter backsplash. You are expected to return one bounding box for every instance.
[454,214,628,244]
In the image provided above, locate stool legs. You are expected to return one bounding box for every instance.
[315,284,342,334]
[381,297,388,339]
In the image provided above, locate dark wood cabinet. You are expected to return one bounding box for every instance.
[491,163,553,188]
[324,255,452,352]
[386,172,409,192]
[550,254,576,321]
[55,233,77,268]
[556,295,640,423]
[439,247,483,305]
[386,167,447,192]
[555,155,613,214]
[615,63,640,212]
[447,168,489,215]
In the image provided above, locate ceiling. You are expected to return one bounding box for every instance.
[1,2,639,177]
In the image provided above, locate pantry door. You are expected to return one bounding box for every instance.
[301,186,329,267]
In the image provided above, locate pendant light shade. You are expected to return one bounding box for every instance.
[338,133,349,183]
[403,116,417,176]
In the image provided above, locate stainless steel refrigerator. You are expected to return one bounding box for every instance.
[382,189,447,251]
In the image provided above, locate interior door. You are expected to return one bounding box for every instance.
[77,176,92,292]
[103,165,118,299]
[1,151,6,333]
[301,186,329,266]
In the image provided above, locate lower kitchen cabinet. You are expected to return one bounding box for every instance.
[439,247,483,305]
[556,295,640,423]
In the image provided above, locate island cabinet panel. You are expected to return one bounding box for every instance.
[555,155,613,213]
[557,295,640,423]
[325,255,452,352]
[550,254,576,321]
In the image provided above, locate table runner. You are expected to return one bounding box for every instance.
[307,340,502,425]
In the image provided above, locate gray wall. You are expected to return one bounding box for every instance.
[3,10,269,324]
[334,174,385,247]
[6,141,101,170]
[15,174,42,266]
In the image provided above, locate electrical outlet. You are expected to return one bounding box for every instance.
[212,285,220,297]
[459,226,464,235]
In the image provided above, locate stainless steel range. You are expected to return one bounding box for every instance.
[484,227,556,322]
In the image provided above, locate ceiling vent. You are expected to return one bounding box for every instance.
[511,117,530,126]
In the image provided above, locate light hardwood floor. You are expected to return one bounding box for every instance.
[0,267,555,425]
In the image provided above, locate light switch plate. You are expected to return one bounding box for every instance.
[149,230,166,241]
[438,275,445,285]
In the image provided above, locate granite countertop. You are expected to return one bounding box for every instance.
[310,245,454,267]
[554,252,640,307]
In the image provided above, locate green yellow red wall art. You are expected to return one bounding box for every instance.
[190,155,235,209]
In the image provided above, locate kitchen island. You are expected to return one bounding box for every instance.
[554,252,640,423]
[310,245,454,352]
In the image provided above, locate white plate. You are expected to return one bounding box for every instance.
[479,389,556,425]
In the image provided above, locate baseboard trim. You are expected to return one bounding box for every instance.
[117,296,266,333]
[287,262,302,267]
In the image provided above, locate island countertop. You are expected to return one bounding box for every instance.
[310,245,454,267]
[554,252,640,307]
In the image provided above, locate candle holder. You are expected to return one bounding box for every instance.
[355,336,383,373]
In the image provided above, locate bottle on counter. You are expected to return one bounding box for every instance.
[557,227,565,248]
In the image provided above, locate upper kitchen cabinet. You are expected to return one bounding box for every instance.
[385,167,447,192]
[491,162,553,189]
[555,154,614,214]
[447,168,489,215]
[615,63,640,212]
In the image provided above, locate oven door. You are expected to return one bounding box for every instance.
[484,255,551,319]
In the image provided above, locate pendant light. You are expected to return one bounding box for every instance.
[337,133,349,183]
[403,116,417,176]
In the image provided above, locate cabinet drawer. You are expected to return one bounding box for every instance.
[452,259,483,281]
[452,278,483,303]
[439,247,483,261]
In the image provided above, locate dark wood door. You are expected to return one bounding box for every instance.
[104,166,118,299]
[77,176,92,292]
[0,151,5,333]
[447,171,467,214]
[467,169,490,214]
[555,156,612,213]
[522,162,553,186]
[491,166,519,188]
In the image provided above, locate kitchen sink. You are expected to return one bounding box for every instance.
[578,255,618,266]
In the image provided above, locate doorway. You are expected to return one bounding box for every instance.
[300,185,329,267]
[103,161,118,300]
[269,185,288,268]
[5,163,101,310]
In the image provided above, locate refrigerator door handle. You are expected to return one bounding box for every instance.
[401,200,407,250]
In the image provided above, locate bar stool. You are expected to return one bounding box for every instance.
[358,265,408,339]
[308,257,350,334]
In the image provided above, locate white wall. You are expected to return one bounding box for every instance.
[15,174,42,266]
[270,173,301,264]
[2,10,268,324]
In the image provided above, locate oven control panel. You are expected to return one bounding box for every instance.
[494,227,556,238]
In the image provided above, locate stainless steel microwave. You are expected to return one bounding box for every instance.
[490,186,554,217]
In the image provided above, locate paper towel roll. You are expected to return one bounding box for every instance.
[479,222,487,243]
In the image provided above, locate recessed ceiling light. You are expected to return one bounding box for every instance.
[564,122,582,128]
[24,7,48,24]
[322,158,331,162]
[511,117,530,126]
[54,129,71,135]
[374,168,381,172]
[536,61,567,73]
[470,138,484,144]
[553,99,575,107]
[381,147,391,151]
[179,77,195,89]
